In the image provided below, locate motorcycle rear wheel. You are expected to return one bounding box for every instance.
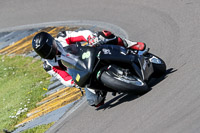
[100,70,150,94]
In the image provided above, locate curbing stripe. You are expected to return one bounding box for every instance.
[16,87,85,128]
[15,92,82,128]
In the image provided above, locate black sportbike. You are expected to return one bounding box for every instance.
[61,43,166,94]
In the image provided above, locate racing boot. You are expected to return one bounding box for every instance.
[124,39,146,51]
[95,97,105,108]
[95,90,107,107]
[85,88,107,107]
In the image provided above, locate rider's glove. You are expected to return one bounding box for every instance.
[43,60,52,72]
[87,33,105,47]
[57,31,67,38]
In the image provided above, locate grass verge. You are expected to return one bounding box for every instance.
[0,55,51,132]
[21,122,55,133]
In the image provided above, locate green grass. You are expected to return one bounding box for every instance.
[21,122,55,133]
[0,55,51,132]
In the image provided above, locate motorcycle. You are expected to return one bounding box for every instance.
[61,43,166,94]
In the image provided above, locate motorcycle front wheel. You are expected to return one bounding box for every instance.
[100,69,150,94]
[146,53,166,77]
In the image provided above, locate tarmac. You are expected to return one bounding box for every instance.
[2,1,200,133]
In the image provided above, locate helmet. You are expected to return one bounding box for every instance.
[32,32,57,59]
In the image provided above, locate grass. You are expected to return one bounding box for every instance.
[21,122,55,133]
[0,55,51,132]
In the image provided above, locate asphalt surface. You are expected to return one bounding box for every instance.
[1,0,200,133]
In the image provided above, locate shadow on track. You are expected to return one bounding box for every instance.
[96,68,177,110]
[96,93,139,110]
[148,68,177,87]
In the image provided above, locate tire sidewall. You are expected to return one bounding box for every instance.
[100,68,150,94]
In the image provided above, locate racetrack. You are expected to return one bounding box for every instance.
[1,0,200,133]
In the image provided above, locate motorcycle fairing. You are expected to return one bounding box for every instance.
[61,44,97,87]
[97,45,136,64]
[61,44,154,88]
[97,45,148,80]
[97,45,154,81]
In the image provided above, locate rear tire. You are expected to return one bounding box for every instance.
[100,69,150,94]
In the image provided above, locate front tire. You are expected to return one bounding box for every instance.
[100,69,150,94]
[146,53,166,77]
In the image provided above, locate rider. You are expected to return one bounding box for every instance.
[32,29,146,107]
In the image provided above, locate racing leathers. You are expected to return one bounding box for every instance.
[42,30,146,107]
